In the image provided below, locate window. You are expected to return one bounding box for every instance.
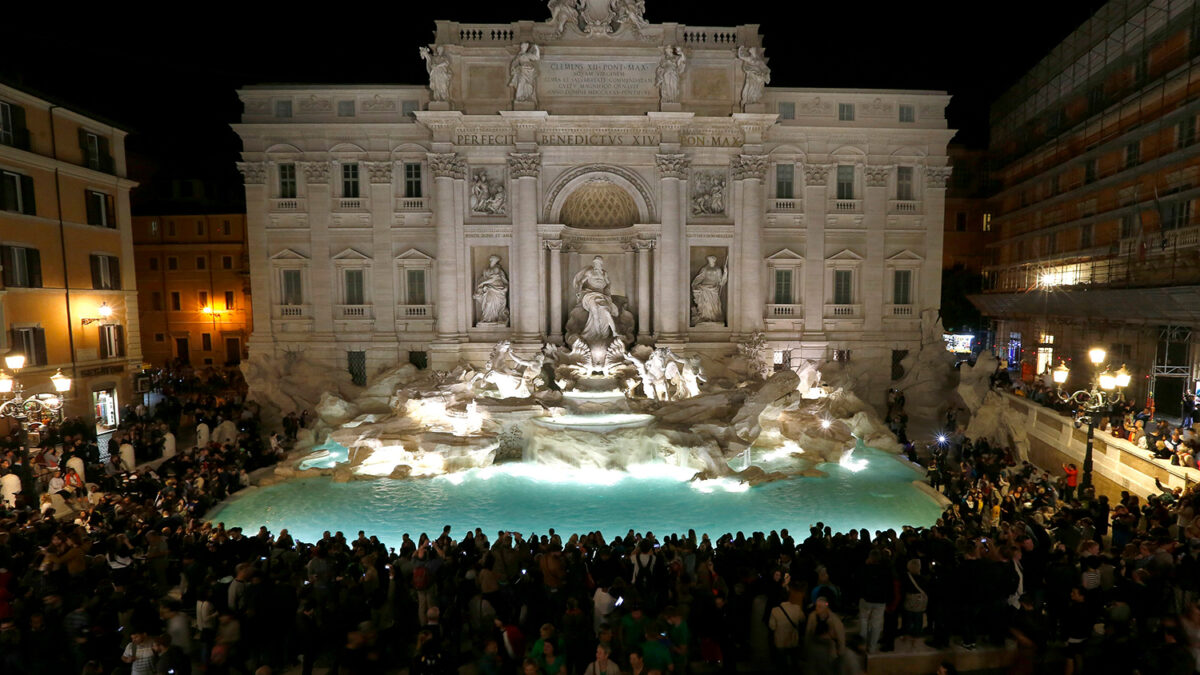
[775,164,794,199]
[148,257,158,271]
[155,333,165,342]
[196,256,207,270]
[896,166,914,200]
[899,104,915,123]
[274,100,292,118]
[202,333,212,351]
[10,327,47,366]
[80,131,101,171]
[836,165,855,199]
[99,324,125,359]
[348,351,367,386]
[281,269,303,305]
[198,291,209,310]
[893,269,912,305]
[1081,223,1094,248]
[85,190,115,227]
[222,255,233,270]
[337,100,356,117]
[1161,200,1192,231]
[89,254,121,290]
[772,269,793,304]
[151,291,162,311]
[982,213,992,232]
[342,163,360,199]
[222,219,231,235]
[224,291,234,310]
[401,100,420,118]
[279,163,297,199]
[955,212,967,232]
[0,101,27,149]
[1036,334,1054,375]
[1088,86,1105,115]
[0,245,41,288]
[777,102,795,120]
[1121,213,1138,238]
[1179,118,1197,149]
[1084,159,1098,185]
[170,292,181,311]
[0,170,35,215]
[404,163,422,198]
[167,256,178,270]
[167,221,176,237]
[838,103,855,121]
[344,268,365,305]
[1134,53,1149,85]
[406,268,427,305]
[1126,142,1141,168]
[833,269,853,304]
[196,220,205,236]
[1050,174,1060,195]
[1047,232,1058,255]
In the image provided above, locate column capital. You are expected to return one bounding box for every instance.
[507,152,542,178]
[655,153,691,179]
[865,164,892,188]
[301,161,331,184]
[427,152,466,179]
[361,161,394,184]
[544,239,565,251]
[731,154,769,181]
[631,238,656,251]
[803,162,834,185]
[924,166,953,188]
[236,161,267,185]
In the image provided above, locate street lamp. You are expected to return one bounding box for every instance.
[0,355,73,424]
[1052,348,1132,494]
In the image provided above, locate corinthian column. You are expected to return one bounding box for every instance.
[633,239,654,342]
[508,152,542,342]
[656,153,689,339]
[732,154,768,335]
[428,152,465,339]
[545,240,564,343]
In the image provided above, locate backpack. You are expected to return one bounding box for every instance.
[413,565,431,590]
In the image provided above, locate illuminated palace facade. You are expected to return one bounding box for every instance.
[972,0,1200,415]
[233,3,952,394]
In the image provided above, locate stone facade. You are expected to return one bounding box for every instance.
[233,3,954,379]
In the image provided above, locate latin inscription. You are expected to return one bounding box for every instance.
[540,60,658,99]
[453,129,744,147]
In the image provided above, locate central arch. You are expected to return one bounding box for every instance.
[543,164,657,224]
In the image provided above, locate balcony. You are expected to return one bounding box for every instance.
[337,304,372,319]
[831,199,862,213]
[275,304,309,318]
[336,198,366,211]
[824,303,861,319]
[766,304,803,317]
[888,200,920,214]
[397,304,433,318]
[885,304,916,318]
[271,198,305,211]
[395,197,429,212]
[770,198,802,212]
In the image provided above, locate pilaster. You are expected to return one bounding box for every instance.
[302,161,334,336]
[429,152,466,340]
[803,163,832,335]
[863,164,891,334]
[508,151,543,344]
[732,154,768,336]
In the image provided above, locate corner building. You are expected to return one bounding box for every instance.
[234,5,953,389]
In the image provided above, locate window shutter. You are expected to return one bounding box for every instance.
[90,255,103,289]
[26,248,41,287]
[33,328,47,365]
[106,194,116,226]
[116,325,126,357]
[85,191,99,225]
[0,246,9,287]
[19,174,34,215]
[78,127,88,154]
[99,327,110,359]
[98,136,113,173]
[0,173,16,211]
[10,105,29,150]
[110,256,121,289]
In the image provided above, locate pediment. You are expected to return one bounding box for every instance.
[395,248,434,262]
[887,249,924,262]
[332,248,372,261]
[766,248,804,261]
[269,248,309,261]
[825,249,863,262]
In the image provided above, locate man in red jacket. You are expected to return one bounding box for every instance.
[1062,463,1079,502]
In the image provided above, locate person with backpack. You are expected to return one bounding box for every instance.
[768,584,804,673]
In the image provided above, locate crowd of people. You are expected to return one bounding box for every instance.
[2,367,1200,674]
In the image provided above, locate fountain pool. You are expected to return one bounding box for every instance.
[209,447,943,548]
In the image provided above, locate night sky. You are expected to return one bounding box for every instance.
[4,1,1108,209]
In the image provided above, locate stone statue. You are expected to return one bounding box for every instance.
[509,43,542,105]
[736,46,770,107]
[624,350,669,401]
[470,170,507,215]
[471,340,544,399]
[474,255,510,325]
[613,0,649,32]
[572,256,621,346]
[545,0,582,36]
[691,172,726,216]
[655,46,686,104]
[419,45,452,102]
[675,354,707,398]
[691,255,728,324]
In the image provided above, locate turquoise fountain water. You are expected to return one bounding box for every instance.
[210,444,942,548]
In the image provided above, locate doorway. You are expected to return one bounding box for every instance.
[225,337,241,365]
[93,389,119,434]
[175,337,190,364]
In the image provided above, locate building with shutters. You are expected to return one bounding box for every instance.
[132,213,252,367]
[0,82,142,433]
[233,3,953,401]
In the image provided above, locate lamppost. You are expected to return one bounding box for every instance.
[1051,347,1133,493]
[0,350,73,424]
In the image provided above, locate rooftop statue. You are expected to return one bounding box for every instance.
[419,45,452,102]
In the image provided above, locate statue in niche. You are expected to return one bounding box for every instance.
[470,340,544,399]
[655,46,686,105]
[573,256,621,344]
[545,0,582,36]
[419,45,452,102]
[737,45,771,107]
[474,255,510,325]
[691,255,728,325]
[509,43,542,105]
[691,172,726,216]
[613,0,649,33]
[564,256,635,374]
[470,170,507,215]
